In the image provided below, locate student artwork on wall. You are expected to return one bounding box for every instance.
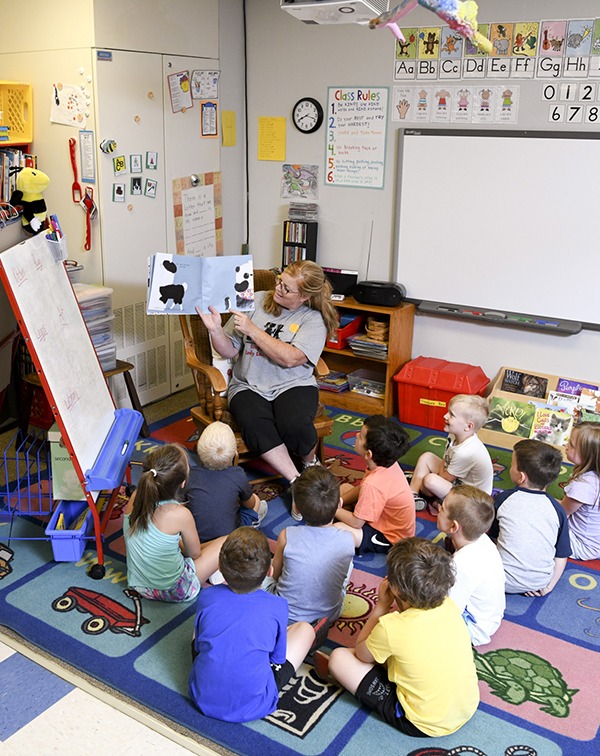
[191,70,220,100]
[167,70,193,113]
[281,164,318,200]
[172,172,223,257]
[326,87,388,189]
[49,83,89,128]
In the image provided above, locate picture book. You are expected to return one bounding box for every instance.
[318,371,349,393]
[556,378,599,396]
[484,396,536,437]
[578,388,600,414]
[547,391,580,413]
[147,254,254,315]
[529,407,572,448]
[500,369,548,398]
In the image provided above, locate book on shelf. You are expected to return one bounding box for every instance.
[546,391,580,413]
[500,369,548,398]
[318,370,349,393]
[347,334,388,360]
[529,407,572,448]
[484,396,536,437]
[147,253,254,315]
[556,378,599,396]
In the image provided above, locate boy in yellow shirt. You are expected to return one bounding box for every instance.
[313,537,479,737]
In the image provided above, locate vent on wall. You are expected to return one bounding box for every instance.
[280,0,389,25]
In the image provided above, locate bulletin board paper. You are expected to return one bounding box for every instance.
[326,87,389,189]
[172,172,223,256]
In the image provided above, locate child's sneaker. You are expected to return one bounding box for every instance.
[309,616,331,655]
[302,456,322,469]
[413,492,427,511]
[291,502,303,522]
[208,569,226,585]
[253,499,268,527]
[312,650,332,682]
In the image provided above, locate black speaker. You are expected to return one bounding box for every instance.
[353,281,406,307]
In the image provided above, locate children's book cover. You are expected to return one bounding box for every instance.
[556,378,599,396]
[500,369,548,398]
[529,408,572,447]
[578,388,600,414]
[547,391,579,413]
[147,254,254,315]
[484,396,536,437]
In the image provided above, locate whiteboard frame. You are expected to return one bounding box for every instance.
[393,128,600,330]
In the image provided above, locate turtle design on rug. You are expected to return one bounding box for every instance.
[473,647,578,717]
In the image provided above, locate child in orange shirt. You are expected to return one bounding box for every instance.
[334,415,414,554]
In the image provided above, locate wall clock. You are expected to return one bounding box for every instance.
[292,97,324,134]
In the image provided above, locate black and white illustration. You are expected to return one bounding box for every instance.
[147,253,254,315]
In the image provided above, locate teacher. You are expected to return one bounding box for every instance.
[198,260,338,486]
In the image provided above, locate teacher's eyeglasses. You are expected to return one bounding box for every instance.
[275,275,300,295]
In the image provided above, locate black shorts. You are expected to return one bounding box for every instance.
[355,665,428,737]
[271,660,295,691]
[357,523,393,555]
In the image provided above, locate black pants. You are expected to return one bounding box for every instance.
[229,387,319,458]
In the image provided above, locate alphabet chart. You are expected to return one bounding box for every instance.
[325,87,388,189]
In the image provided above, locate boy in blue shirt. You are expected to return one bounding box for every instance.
[189,527,315,722]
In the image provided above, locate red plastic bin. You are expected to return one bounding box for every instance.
[394,356,489,431]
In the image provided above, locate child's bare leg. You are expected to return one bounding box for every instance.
[422,472,452,500]
[329,647,375,695]
[286,621,316,670]
[410,452,443,494]
[341,482,360,510]
[334,521,363,549]
[193,535,227,582]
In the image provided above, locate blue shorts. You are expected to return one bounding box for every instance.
[357,523,393,555]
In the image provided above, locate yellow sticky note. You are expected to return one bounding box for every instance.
[258,116,286,162]
[222,110,236,147]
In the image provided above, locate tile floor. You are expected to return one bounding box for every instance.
[0,635,218,755]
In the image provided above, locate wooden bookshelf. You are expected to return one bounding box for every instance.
[321,297,414,417]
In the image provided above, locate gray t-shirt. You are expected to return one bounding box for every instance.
[224,291,327,401]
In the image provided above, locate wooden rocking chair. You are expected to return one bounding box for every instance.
[179,268,334,466]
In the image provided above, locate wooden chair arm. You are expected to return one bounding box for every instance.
[315,356,329,379]
[185,352,228,394]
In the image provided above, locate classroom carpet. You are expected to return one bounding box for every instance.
[1,407,599,756]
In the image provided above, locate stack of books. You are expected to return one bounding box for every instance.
[317,371,349,393]
[289,202,318,222]
[73,283,117,371]
[347,334,388,361]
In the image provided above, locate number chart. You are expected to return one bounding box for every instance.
[325,87,389,189]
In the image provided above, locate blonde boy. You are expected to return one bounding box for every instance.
[410,394,493,510]
[437,484,505,646]
[185,422,267,542]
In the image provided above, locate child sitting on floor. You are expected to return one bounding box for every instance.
[123,443,225,602]
[560,422,600,561]
[410,394,493,511]
[189,527,315,723]
[313,537,479,737]
[263,466,355,634]
[184,421,267,543]
[489,439,571,596]
[334,415,414,554]
[437,484,505,645]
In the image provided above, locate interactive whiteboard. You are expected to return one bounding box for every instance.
[0,235,115,477]
[394,129,600,328]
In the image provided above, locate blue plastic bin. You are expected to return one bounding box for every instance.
[45,500,93,561]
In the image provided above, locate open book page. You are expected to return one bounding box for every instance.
[147,254,254,315]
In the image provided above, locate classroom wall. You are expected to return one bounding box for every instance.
[230,0,600,384]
